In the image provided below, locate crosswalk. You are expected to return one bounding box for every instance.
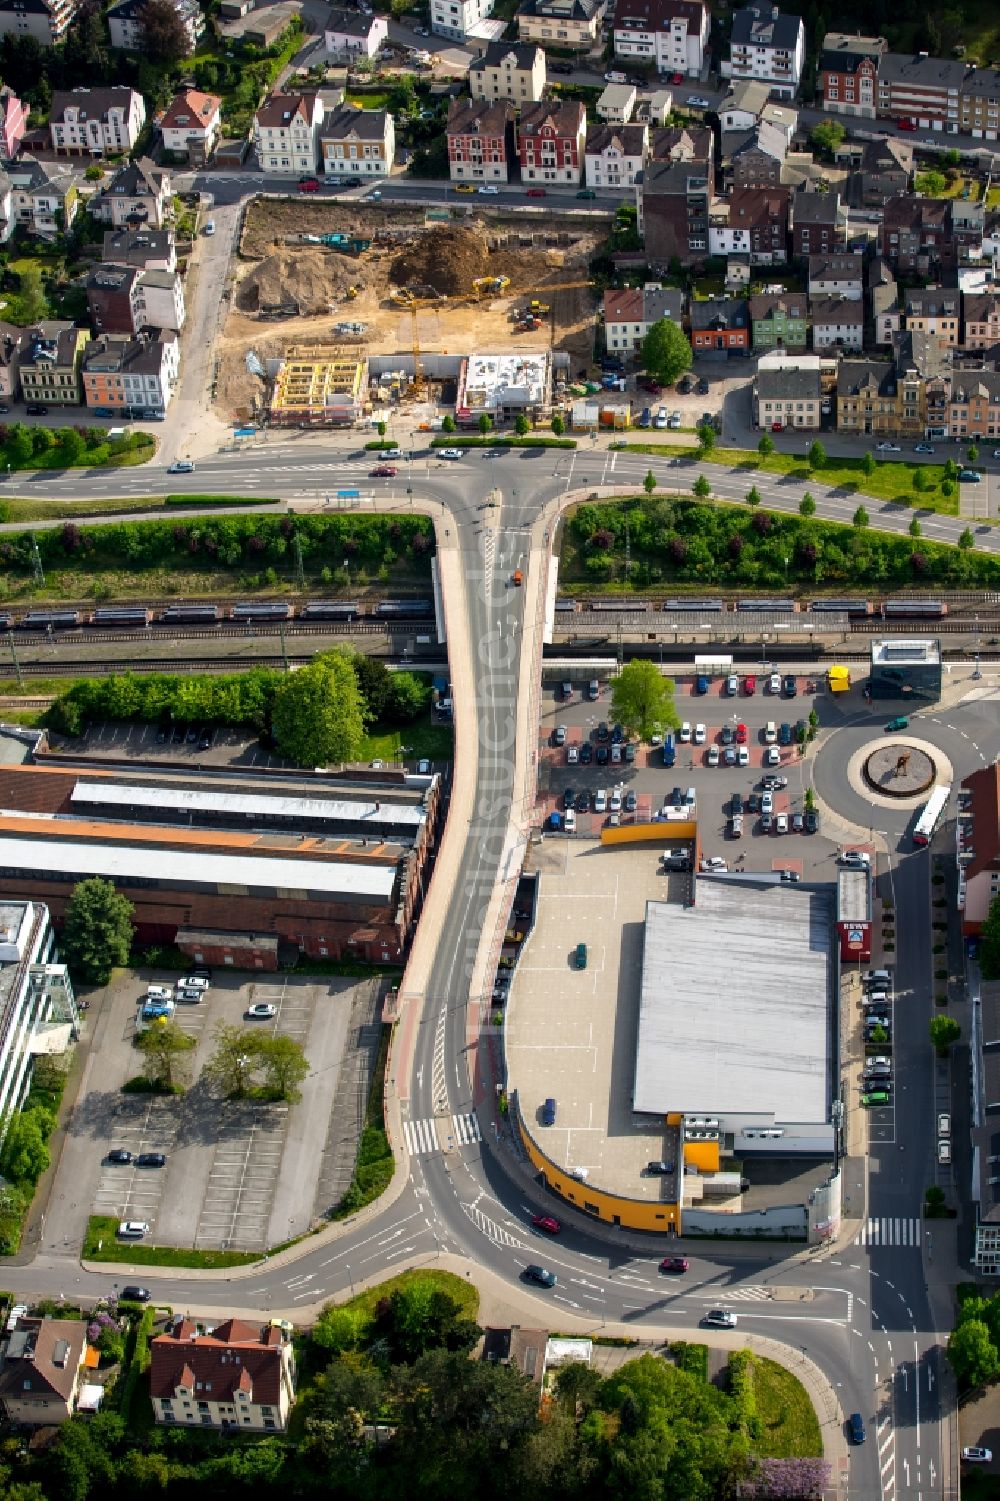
[856,1216,923,1247]
[711,1285,771,1303]
[403,1113,483,1157]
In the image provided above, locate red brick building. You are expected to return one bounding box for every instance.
[517,99,586,186]
[818,32,885,120]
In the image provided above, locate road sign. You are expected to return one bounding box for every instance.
[336,488,361,499]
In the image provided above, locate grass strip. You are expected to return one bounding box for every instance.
[83,1214,261,1269]
[749,1354,823,1458]
[330,1024,393,1220]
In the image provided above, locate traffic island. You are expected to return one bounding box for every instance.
[862,744,937,799]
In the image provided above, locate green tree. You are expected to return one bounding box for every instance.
[551,413,565,437]
[862,451,876,476]
[5,426,33,468]
[271,649,368,768]
[440,415,455,433]
[693,473,711,498]
[134,1017,195,1090]
[353,654,393,719]
[58,428,85,465]
[15,263,47,324]
[807,440,826,470]
[387,671,430,721]
[810,119,845,158]
[959,527,975,550]
[909,516,922,538]
[930,1014,960,1053]
[478,413,493,435]
[203,1024,262,1098]
[967,444,979,464]
[377,420,387,438]
[913,466,927,492]
[746,485,761,506]
[0,1110,50,1185]
[515,414,529,437]
[696,422,716,454]
[799,493,816,517]
[258,1034,309,1103]
[948,1319,1000,1389]
[853,505,869,528]
[944,457,958,481]
[610,660,680,740]
[916,170,948,197]
[757,432,774,459]
[305,1359,386,1467]
[643,468,656,494]
[640,317,692,386]
[979,895,1000,981]
[139,0,191,61]
[61,877,134,985]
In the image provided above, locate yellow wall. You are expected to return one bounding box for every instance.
[683,1139,721,1172]
[601,820,697,846]
[518,1117,682,1231]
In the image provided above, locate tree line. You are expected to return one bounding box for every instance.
[568,497,1000,591]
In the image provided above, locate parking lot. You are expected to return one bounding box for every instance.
[50,969,380,1254]
[60,719,295,773]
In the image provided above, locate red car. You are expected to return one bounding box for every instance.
[299,177,320,192]
[659,1257,689,1274]
[370,464,398,477]
[744,674,756,695]
[638,377,661,394]
[532,1214,561,1234]
[896,118,915,131]
[735,722,748,744]
[771,421,783,432]
[526,187,546,197]
[671,72,684,84]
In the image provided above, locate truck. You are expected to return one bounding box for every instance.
[512,569,523,586]
[827,664,851,693]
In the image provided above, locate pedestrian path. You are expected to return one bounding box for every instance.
[855,1215,923,1247]
[403,1113,482,1157]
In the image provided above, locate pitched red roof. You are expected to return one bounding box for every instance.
[149,1318,287,1407]
[963,764,1000,879]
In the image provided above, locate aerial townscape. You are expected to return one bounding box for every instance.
[3,0,1000,1496]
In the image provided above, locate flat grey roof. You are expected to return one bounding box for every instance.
[872,637,941,665]
[0,836,397,900]
[69,780,425,832]
[838,869,869,923]
[634,881,832,1121]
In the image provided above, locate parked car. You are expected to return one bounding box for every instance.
[575,941,588,969]
[136,1153,166,1168]
[914,443,935,454]
[526,186,547,196]
[647,1160,675,1176]
[959,468,982,482]
[119,1286,151,1302]
[117,1221,149,1239]
[478,184,499,195]
[246,1002,277,1019]
[298,177,320,192]
[108,1149,134,1165]
[962,1447,993,1463]
[25,404,48,416]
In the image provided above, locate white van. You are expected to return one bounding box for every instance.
[564,808,576,832]
[145,985,173,1003]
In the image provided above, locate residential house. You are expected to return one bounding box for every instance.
[876,53,966,131]
[86,263,143,335]
[951,195,986,257]
[518,100,586,187]
[791,188,840,259]
[91,157,171,229]
[585,122,647,189]
[749,291,808,351]
[850,134,913,208]
[323,8,388,56]
[726,121,787,189]
[49,86,146,156]
[727,186,789,264]
[753,365,822,429]
[689,296,750,353]
[963,293,1000,349]
[107,0,203,54]
[158,89,222,163]
[877,194,952,275]
[836,355,925,439]
[517,0,606,52]
[868,259,900,346]
[612,0,709,77]
[103,227,176,272]
[320,106,395,178]
[469,42,545,105]
[0,321,21,397]
[149,1316,296,1432]
[0,0,76,45]
[253,92,324,176]
[639,156,711,265]
[818,31,885,119]
[81,330,179,414]
[135,269,185,332]
[719,78,772,132]
[7,155,76,236]
[948,369,1000,440]
[446,98,515,183]
[973,975,1000,1275]
[0,87,26,160]
[725,4,806,100]
[648,122,713,164]
[0,1316,89,1425]
[639,88,674,125]
[807,251,863,300]
[0,169,12,243]
[903,286,960,346]
[810,295,864,351]
[959,765,1000,939]
[18,322,86,405]
[958,67,1000,141]
[431,0,494,41]
[596,83,636,124]
[603,283,683,353]
[895,327,950,436]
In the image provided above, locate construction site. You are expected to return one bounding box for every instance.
[215,197,604,425]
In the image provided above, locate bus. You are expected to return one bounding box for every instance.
[913,784,952,847]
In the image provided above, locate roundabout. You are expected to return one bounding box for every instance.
[862,742,937,799]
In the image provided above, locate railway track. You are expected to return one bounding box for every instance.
[3,619,427,648]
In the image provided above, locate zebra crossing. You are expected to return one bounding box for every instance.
[709,1286,771,1304]
[856,1216,923,1248]
[403,1113,483,1158]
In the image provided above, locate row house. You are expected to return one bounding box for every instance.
[725,4,805,101]
[103,227,175,273]
[0,87,26,161]
[254,93,324,176]
[837,350,925,439]
[158,89,222,164]
[753,365,822,429]
[18,322,87,406]
[948,370,1000,440]
[847,134,913,208]
[0,0,76,45]
[603,284,683,353]
[469,42,545,105]
[877,194,952,275]
[597,83,637,125]
[963,294,1000,350]
[719,78,772,133]
[520,101,586,186]
[790,188,840,259]
[517,0,606,53]
[0,169,13,243]
[81,329,179,415]
[91,157,171,230]
[957,68,1000,140]
[810,295,864,352]
[324,9,388,56]
[150,1317,296,1433]
[320,106,395,178]
[729,186,789,264]
[876,52,965,132]
[107,0,203,54]
[446,99,515,183]
[8,155,77,237]
[808,251,863,301]
[727,120,787,189]
[639,126,713,266]
[903,286,960,346]
[750,291,808,351]
[613,0,709,78]
[819,32,885,119]
[87,263,185,335]
[585,123,646,189]
[431,0,493,42]
[49,86,145,156]
[869,259,900,347]
[689,296,750,353]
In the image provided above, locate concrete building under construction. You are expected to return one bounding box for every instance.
[269,346,368,426]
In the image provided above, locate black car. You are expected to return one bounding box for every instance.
[198,729,213,751]
[677,375,694,393]
[720,724,734,745]
[119,1286,151,1303]
[729,792,743,816]
[0,404,9,414]
[596,744,610,765]
[647,1160,675,1175]
[804,808,819,833]
[575,789,590,812]
[696,377,709,395]
[524,1265,557,1288]
[611,722,625,743]
[579,742,593,765]
[136,1152,166,1168]
[783,675,797,697]
[25,404,48,416]
[596,721,610,742]
[549,58,573,73]
[564,788,576,811]
[107,1149,133,1165]
[760,812,773,833]
[747,792,761,814]
[779,722,793,746]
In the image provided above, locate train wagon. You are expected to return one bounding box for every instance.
[373,599,434,617]
[92,607,153,627]
[662,598,725,612]
[299,601,361,621]
[554,598,578,613]
[19,609,83,629]
[589,599,652,612]
[0,613,12,632]
[159,605,222,624]
[736,599,797,614]
[230,601,293,622]
[808,599,873,617]
[883,598,949,618]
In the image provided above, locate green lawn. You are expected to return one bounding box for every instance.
[346,90,394,110]
[326,1268,480,1329]
[83,1216,263,1269]
[363,722,454,761]
[751,1355,823,1459]
[1,495,174,524]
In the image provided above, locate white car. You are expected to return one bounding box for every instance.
[118,1221,149,1239]
[730,813,743,837]
[566,745,579,764]
[564,808,576,832]
[768,672,781,694]
[993,449,1000,460]
[439,448,465,459]
[737,746,749,766]
[478,184,499,195]
[914,443,935,454]
[764,721,777,744]
[609,788,622,813]
[594,788,608,814]
[679,721,692,742]
[693,723,706,744]
[668,411,682,428]
[761,791,774,815]
[775,812,789,834]
[655,406,669,428]
[167,460,194,474]
[179,975,209,991]
[246,1002,277,1020]
[875,442,901,452]
[765,745,781,766]
[700,856,728,872]
[203,219,215,236]
[962,1448,992,1463]
[707,744,719,766]
[838,849,871,867]
[686,95,711,109]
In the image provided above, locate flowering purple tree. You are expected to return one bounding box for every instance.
[736,1457,832,1498]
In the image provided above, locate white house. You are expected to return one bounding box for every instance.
[604,283,684,352]
[585,123,648,189]
[49,86,146,156]
[613,0,709,78]
[469,41,546,103]
[8,156,77,237]
[431,0,494,42]
[253,92,324,176]
[324,8,388,57]
[596,83,637,124]
[320,105,395,177]
[136,269,185,332]
[158,89,221,162]
[809,295,864,351]
[725,4,805,100]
